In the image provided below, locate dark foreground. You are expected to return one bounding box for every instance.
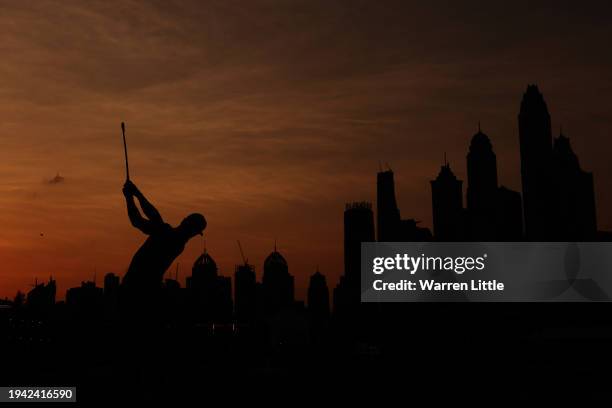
[3,302,612,405]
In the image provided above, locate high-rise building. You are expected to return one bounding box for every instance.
[189,250,232,324]
[344,202,375,285]
[307,268,330,320]
[262,248,294,316]
[234,262,257,323]
[518,84,554,239]
[377,170,401,241]
[26,277,56,312]
[334,202,375,317]
[466,127,498,240]
[66,281,103,318]
[495,186,523,241]
[431,162,464,241]
[552,133,597,240]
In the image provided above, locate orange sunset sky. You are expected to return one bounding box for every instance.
[1,0,612,300]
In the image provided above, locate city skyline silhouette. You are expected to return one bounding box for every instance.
[4,84,612,403]
[2,2,612,402]
[3,1,612,303]
[4,85,611,304]
[9,84,611,312]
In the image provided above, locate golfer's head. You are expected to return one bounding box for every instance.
[180,213,206,238]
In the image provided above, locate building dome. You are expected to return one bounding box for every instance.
[192,251,218,280]
[193,251,216,269]
[309,269,326,287]
[469,130,492,153]
[264,250,287,270]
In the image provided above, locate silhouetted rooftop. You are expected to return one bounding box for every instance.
[193,251,217,269]
[553,133,581,170]
[264,250,287,269]
[469,130,493,153]
[311,268,325,280]
[433,163,459,182]
[520,84,549,115]
[345,201,372,211]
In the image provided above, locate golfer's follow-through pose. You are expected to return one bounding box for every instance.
[121,180,206,291]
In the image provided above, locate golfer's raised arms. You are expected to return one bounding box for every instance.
[132,185,163,224]
[123,181,158,235]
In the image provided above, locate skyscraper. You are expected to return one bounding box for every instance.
[552,132,597,240]
[466,127,498,240]
[26,277,56,313]
[518,84,554,239]
[344,202,375,285]
[431,162,464,241]
[65,281,103,319]
[234,262,257,323]
[307,269,330,321]
[189,250,232,324]
[377,170,401,241]
[335,202,374,316]
[262,248,294,316]
[495,186,523,241]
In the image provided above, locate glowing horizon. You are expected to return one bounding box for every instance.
[1,1,612,300]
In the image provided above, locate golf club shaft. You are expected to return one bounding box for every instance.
[121,122,130,181]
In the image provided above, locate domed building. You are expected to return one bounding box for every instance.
[467,126,498,211]
[466,126,498,240]
[187,250,232,324]
[463,125,523,241]
[190,251,218,288]
[262,247,294,316]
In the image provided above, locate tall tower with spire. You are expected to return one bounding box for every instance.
[189,249,232,324]
[518,84,553,239]
[430,160,464,240]
[262,245,294,316]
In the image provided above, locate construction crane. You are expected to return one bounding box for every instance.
[237,240,248,266]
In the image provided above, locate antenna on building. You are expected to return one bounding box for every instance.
[478,121,481,132]
[444,152,448,166]
[385,162,391,171]
[274,238,277,252]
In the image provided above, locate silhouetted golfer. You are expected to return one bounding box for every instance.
[121,180,206,291]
